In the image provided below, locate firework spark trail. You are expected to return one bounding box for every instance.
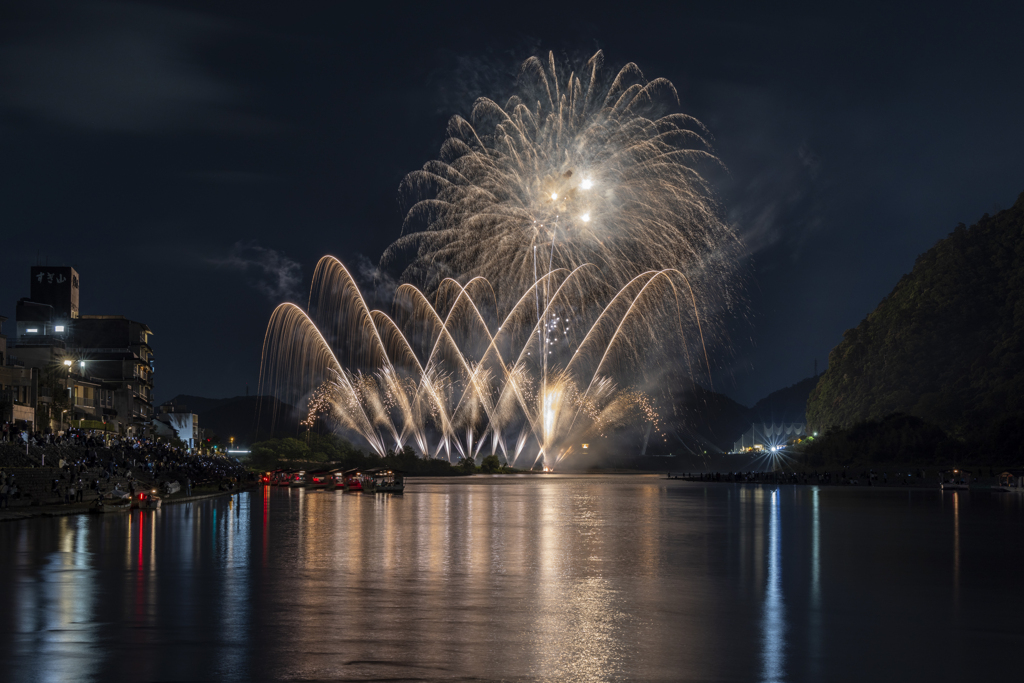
[385,50,739,321]
[260,257,705,466]
[260,52,741,465]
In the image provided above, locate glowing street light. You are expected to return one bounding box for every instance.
[63,359,73,367]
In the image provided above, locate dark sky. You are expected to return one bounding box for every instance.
[1,0,1021,407]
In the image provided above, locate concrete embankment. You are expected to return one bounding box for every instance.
[0,485,255,522]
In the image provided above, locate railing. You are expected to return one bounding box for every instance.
[74,396,98,408]
[13,335,65,348]
[1,390,32,407]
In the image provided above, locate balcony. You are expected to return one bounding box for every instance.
[13,335,66,349]
[74,396,98,408]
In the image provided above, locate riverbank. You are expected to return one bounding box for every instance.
[0,483,256,522]
[667,468,1018,489]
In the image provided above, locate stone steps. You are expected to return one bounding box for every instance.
[3,466,158,507]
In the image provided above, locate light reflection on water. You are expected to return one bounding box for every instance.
[761,488,785,683]
[0,475,1023,682]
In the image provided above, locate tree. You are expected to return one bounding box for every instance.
[480,454,501,473]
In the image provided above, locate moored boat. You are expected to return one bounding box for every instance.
[91,496,132,514]
[367,468,405,494]
[940,469,971,491]
[992,471,1024,493]
[134,490,162,510]
[308,469,333,489]
[340,468,366,492]
[272,469,294,486]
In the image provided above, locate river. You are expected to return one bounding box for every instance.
[1,475,1021,681]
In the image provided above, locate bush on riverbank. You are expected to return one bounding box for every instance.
[793,412,1024,468]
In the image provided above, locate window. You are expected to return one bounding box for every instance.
[54,325,65,332]
[26,328,38,333]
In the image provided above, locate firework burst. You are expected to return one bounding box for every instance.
[261,257,704,467]
[386,50,739,311]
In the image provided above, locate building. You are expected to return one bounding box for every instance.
[68,316,156,434]
[9,266,155,436]
[0,316,39,428]
[30,266,80,320]
[154,401,200,448]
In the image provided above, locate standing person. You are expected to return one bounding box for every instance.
[68,483,75,505]
[185,476,192,496]
[0,480,8,509]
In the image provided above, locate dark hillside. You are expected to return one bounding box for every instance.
[808,191,1024,455]
[664,380,752,453]
[751,375,820,424]
[657,375,817,454]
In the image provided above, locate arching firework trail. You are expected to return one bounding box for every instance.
[260,257,706,467]
[386,50,740,314]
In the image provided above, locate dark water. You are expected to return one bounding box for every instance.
[1,475,1022,682]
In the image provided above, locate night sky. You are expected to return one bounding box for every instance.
[1,0,1021,407]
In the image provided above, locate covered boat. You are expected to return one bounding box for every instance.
[366,468,405,494]
[134,490,163,510]
[308,469,333,490]
[992,471,1024,493]
[940,469,970,491]
[340,468,372,492]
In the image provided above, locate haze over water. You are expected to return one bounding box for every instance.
[1,476,1021,682]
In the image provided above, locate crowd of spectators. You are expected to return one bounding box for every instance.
[1,422,253,505]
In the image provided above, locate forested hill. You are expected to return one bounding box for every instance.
[656,375,819,454]
[752,375,820,423]
[807,191,1024,445]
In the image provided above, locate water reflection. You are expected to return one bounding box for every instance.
[761,488,786,683]
[809,486,821,679]
[221,493,251,675]
[24,515,99,683]
[953,491,960,605]
[1,478,1023,682]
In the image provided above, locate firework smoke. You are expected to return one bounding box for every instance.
[386,50,739,314]
[261,257,707,467]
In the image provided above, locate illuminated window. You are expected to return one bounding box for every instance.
[26,328,38,333]
[54,325,65,332]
